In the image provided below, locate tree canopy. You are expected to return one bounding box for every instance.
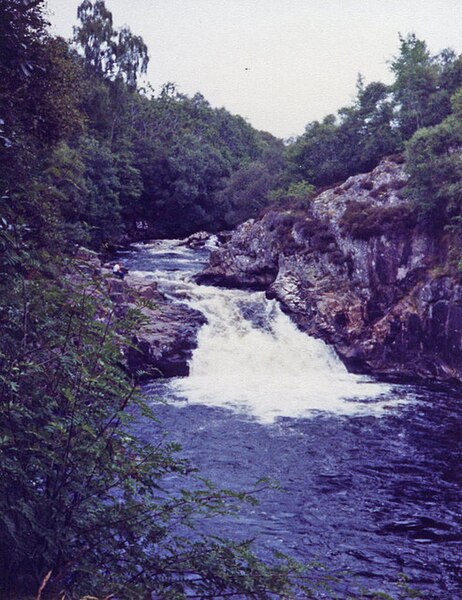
[287,34,462,189]
[74,0,149,88]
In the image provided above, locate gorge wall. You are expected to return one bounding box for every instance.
[198,158,462,385]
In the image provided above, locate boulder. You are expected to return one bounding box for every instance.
[126,301,206,378]
[68,254,206,381]
[195,218,280,289]
[181,231,211,248]
[115,273,206,379]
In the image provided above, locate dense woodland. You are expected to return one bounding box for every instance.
[1,0,462,598]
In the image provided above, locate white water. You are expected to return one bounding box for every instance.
[130,241,407,423]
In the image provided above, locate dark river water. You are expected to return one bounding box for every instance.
[120,240,462,599]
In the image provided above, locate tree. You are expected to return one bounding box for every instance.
[127,85,278,236]
[0,0,47,98]
[81,136,123,246]
[114,25,149,89]
[391,34,446,136]
[286,36,462,191]
[350,80,400,169]
[0,1,86,260]
[405,88,462,230]
[288,115,346,186]
[74,0,148,89]
[216,162,275,228]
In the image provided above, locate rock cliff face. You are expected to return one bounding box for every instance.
[198,158,462,384]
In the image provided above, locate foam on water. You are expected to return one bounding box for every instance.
[170,285,404,423]
[126,240,407,424]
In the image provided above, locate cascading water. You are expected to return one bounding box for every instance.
[122,239,462,599]
[172,285,403,422]
[127,239,402,422]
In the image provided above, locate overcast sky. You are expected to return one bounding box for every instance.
[45,0,462,139]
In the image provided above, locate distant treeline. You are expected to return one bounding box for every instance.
[2,0,462,251]
[1,0,286,250]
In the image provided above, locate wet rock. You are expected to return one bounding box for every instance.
[182,231,211,248]
[196,157,462,385]
[126,301,206,379]
[195,215,286,289]
[118,274,206,379]
[73,246,102,277]
[216,230,233,244]
[69,254,206,380]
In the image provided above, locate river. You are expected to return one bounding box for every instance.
[120,239,462,599]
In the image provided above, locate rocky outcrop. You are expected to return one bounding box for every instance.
[180,231,211,248]
[105,273,206,379]
[198,158,462,384]
[195,218,281,289]
[72,250,205,379]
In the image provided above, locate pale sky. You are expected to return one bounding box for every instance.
[45,0,462,139]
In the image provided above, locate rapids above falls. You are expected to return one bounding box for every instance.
[121,239,462,599]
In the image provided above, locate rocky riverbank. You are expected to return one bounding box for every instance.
[108,273,206,378]
[197,157,462,384]
[74,247,206,379]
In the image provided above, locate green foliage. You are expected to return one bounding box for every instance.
[74,0,149,88]
[270,180,315,203]
[43,142,89,247]
[115,141,144,221]
[0,1,88,263]
[0,252,302,598]
[70,1,284,240]
[340,201,417,240]
[128,86,280,237]
[389,34,462,138]
[390,34,441,136]
[213,133,287,229]
[28,36,85,143]
[80,136,124,246]
[215,162,278,229]
[346,79,401,169]
[288,114,345,186]
[287,34,462,190]
[0,0,47,98]
[162,133,232,234]
[70,2,283,239]
[0,10,84,149]
[405,88,462,230]
[287,76,402,189]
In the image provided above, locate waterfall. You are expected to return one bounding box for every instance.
[122,242,458,600]
[171,283,404,422]
[126,239,405,423]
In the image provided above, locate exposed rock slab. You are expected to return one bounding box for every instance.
[197,158,462,384]
[106,273,206,379]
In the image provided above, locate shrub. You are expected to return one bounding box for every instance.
[0,265,299,599]
[268,180,316,211]
[340,201,417,240]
